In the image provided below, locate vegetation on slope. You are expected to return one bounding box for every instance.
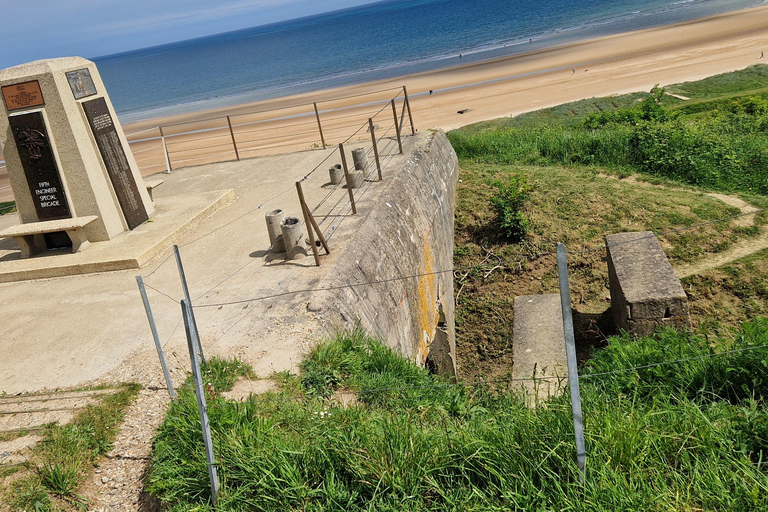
[147,327,768,511]
[448,64,768,379]
[3,385,139,511]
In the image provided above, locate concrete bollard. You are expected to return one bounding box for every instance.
[352,148,370,177]
[346,170,364,189]
[281,216,306,259]
[265,209,285,252]
[329,164,344,185]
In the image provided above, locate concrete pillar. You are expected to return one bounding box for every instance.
[352,148,370,177]
[265,209,285,252]
[329,164,344,185]
[346,170,364,189]
[280,216,306,259]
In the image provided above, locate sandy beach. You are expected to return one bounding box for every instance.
[3,5,768,199]
[128,5,768,132]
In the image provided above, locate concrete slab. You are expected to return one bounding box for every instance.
[512,294,567,405]
[0,134,416,394]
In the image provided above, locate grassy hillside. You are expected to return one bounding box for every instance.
[448,64,768,380]
[147,327,768,511]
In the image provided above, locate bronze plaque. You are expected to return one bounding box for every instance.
[65,68,97,100]
[8,111,72,221]
[2,81,44,111]
[82,97,148,230]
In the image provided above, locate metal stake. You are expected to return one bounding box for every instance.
[391,99,403,154]
[136,276,175,399]
[314,102,326,148]
[338,143,357,214]
[159,126,172,173]
[226,116,240,161]
[296,181,329,266]
[181,299,219,507]
[369,118,382,180]
[403,85,415,135]
[173,245,205,364]
[557,243,586,483]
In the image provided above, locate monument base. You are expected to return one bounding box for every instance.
[0,189,235,283]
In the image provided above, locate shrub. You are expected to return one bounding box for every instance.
[489,175,530,242]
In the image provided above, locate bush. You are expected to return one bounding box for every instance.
[489,175,529,242]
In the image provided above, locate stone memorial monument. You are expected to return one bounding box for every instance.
[0,57,154,256]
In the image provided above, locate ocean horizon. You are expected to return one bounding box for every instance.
[93,0,767,123]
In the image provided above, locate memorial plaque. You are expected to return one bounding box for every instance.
[8,111,72,221]
[82,97,148,229]
[65,68,97,99]
[2,80,44,110]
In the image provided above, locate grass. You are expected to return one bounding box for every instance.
[3,384,140,511]
[448,65,768,380]
[147,327,768,511]
[450,161,766,379]
[0,201,16,216]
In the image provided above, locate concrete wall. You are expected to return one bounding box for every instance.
[309,130,459,375]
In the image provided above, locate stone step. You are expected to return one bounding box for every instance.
[512,294,568,406]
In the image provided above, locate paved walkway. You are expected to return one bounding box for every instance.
[0,137,409,394]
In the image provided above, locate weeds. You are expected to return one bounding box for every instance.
[6,384,139,511]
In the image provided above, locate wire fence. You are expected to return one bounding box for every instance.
[123,86,413,176]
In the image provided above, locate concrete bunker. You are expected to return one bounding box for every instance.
[606,231,691,337]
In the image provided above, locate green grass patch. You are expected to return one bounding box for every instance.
[0,201,16,216]
[666,64,768,99]
[147,327,768,511]
[5,384,139,511]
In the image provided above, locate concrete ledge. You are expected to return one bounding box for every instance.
[606,231,691,337]
[0,189,235,282]
[512,294,567,405]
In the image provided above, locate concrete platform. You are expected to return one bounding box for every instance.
[0,189,235,282]
[512,294,567,405]
[0,134,419,394]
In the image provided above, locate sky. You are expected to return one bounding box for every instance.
[0,0,380,70]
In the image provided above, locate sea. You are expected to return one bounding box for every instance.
[93,0,768,123]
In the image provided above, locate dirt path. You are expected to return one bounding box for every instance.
[674,193,766,278]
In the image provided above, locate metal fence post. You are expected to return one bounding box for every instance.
[338,143,357,214]
[226,116,240,161]
[557,243,586,484]
[403,85,415,135]
[173,245,205,364]
[136,276,176,399]
[296,181,322,266]
[369,118,382,180]
[181,299,219,506]
[159,126,172,173]
[314,102,326,148]
[391,99,403,154]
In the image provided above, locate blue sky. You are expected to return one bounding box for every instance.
[0,0,379,69]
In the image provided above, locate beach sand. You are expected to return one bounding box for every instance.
[3,5,768,199]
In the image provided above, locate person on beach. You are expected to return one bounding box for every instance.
[761,51,764,59]
[572,68,576,74]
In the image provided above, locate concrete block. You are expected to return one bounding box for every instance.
[606,231,690,337]
[512,294,567,405]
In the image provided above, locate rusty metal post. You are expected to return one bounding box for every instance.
[296,181,330,267]
[369,118,382,180]
[314,102,326,149]
[391,99,403,154]
[159,126,172,173]
[226,116,240,161]
[339,143,357,214]
[403,85,415,135]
